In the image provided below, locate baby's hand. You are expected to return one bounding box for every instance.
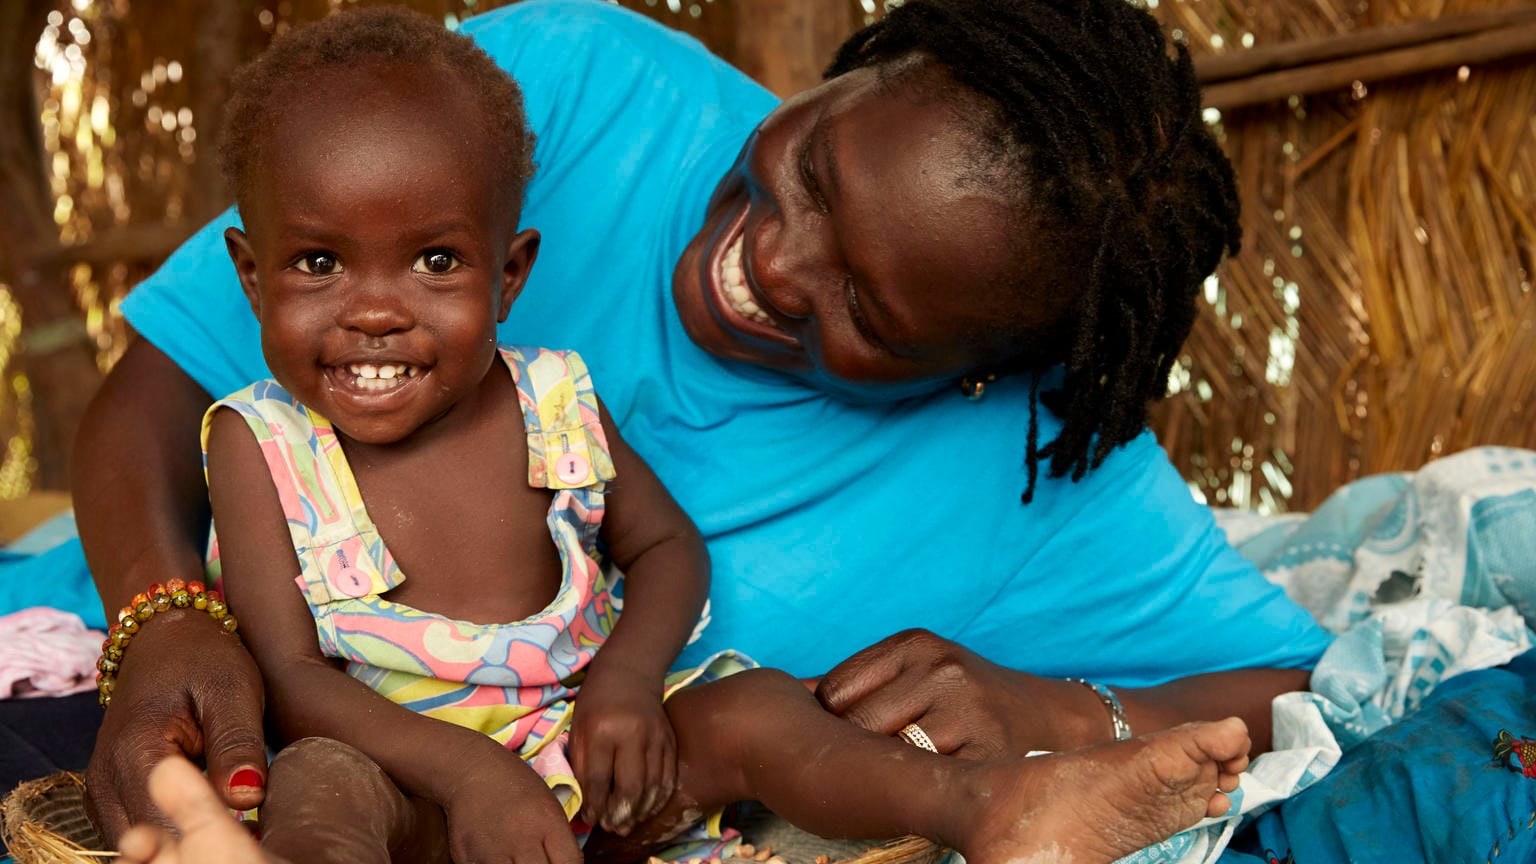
[570,671,676,836]
[443,757,579,864]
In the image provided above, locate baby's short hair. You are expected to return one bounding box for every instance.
[219,6,536,213]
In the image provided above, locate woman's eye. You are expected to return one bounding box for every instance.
[413,251,460,274]
[295,252,341,275]
[799,139,828,213]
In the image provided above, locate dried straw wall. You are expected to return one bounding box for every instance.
[1150,0,1536,510]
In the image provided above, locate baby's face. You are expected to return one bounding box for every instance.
[230,61,533,445]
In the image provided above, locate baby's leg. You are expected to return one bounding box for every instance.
[586,668,1249,864]
[258,738,448,864]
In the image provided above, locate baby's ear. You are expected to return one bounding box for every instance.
[498,228,540,323]
[223,227,263,319]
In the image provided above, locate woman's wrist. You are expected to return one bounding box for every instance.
[1029,674,1127,750]
[96,548,209,626]
[1065,678,1132,741]
[98,579,238,707]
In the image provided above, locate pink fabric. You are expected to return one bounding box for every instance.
[0,608,105,698]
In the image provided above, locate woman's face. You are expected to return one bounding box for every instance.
[673,60,1063,390]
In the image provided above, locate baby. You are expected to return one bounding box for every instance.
[117,8,1250,864]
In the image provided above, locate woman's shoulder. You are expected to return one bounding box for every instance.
[460,0,717,76]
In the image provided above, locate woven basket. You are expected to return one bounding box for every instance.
[1,773,108,864]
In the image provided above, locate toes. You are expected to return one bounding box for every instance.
[1206,790,1232,819]
[1189,717,1251,763]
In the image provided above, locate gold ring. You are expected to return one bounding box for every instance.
[898,722,938,753]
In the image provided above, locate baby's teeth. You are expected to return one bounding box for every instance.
[343,364,417,389]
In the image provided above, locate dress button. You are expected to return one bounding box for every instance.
[555,452,591,485]
[330,566,372,599]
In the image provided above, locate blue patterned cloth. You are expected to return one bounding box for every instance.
[1118,446,1536,864]
[1229,648,1536,864]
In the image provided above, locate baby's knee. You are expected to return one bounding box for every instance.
[270,737,383,781]
[702,667,815,721]
[267,737,396,807]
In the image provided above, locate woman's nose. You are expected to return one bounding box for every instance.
[747,209,824,321]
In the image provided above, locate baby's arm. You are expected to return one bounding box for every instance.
[570,397,710,834]
[204,410,578,864]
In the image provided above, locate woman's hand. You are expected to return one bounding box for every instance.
[85,610,268,843]
[815,629,1106,758]
[442,754,581,864]
[569,669,676,836]
[817,630,1309,757]
[117,755,282,864]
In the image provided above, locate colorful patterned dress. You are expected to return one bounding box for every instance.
[201,346,749,834]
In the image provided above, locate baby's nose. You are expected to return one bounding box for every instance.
[337,285,413,336]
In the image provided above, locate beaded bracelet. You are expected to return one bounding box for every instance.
[1066,678,1133,741]
[96,578,238,708]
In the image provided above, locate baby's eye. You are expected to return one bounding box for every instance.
[413,251,461,274]
[295,252,342,275]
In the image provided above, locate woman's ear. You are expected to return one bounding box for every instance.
[497,228,541,323]
[224,226,263,319]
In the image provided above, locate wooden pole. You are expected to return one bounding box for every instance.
[728,0,863,98]
[1195,7,1536,84]
[185,0,260,224]
[1199,18,1536,111]
[0,0,104,490]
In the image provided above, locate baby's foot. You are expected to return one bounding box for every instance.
[957,717,1250,864]
[118,755,285,864]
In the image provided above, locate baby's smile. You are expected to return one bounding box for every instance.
[324,362,425,396]
[346,362,420,389]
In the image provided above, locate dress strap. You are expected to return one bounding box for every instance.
[502,346,616,491]
[200,381,404,619]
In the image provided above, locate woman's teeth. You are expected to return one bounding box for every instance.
[345,363,419,390]
[722,235,774,326]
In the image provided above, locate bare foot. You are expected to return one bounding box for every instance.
[117,756,283,864]
[956,717,1251,864]
[259,737,448,864]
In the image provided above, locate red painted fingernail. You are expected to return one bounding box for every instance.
[229,768,264,790]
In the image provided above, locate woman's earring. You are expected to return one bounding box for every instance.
[959,373,996,401]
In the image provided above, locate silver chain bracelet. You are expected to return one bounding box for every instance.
[1066,677,1133,741]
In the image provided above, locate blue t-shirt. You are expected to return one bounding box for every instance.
[120,0,1330,681]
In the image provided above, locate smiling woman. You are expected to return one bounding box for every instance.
[673,61,1031,388]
